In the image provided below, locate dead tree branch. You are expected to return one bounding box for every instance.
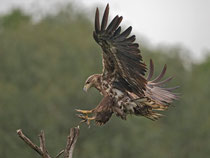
[64,127,80,158]
[17,129,44,156]
[16,126,80,158]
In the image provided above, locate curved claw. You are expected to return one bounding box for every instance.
[76,109,95,127]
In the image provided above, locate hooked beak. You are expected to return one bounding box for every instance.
[83,84,90,92]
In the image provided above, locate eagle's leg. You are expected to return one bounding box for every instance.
[75,109,93,114]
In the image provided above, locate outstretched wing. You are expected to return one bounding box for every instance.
[93,4,147,96]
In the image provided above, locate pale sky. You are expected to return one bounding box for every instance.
[0,0,209,61]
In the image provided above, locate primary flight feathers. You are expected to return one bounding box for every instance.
[93,4,147,96]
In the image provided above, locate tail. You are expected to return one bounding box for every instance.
[133,59,179,120]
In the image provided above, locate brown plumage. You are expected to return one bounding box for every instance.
[77,4,179,125]
[94,96,114,125]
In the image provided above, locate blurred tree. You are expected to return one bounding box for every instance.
[0,9,30,29]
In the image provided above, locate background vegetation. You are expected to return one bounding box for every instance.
[0,4,210,158]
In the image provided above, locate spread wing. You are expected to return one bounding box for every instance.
[93,4,147,96]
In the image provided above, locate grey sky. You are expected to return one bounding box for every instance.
[0,0,209,61]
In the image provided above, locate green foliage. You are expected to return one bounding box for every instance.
[0,6,209,158]
[0,9,30,29]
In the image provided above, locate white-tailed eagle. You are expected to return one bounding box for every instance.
[76,4,179,126]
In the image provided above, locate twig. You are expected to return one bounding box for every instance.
[56,150,64,158]
[39,130,51,158]
[64,126,80,158]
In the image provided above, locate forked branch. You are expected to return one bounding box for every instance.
[16,126,80,158]
[64,127,80,158]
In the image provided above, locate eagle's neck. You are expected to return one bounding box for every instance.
[95,75,109,96]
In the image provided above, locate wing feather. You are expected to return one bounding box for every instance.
[107,16,123,34]
[115,26,132,40]
[95,8,100,33]
[101,4,109,31]
[113,27,121,37]
[147,59,154,80]
[145,60,179,106]
[93,4,147,96]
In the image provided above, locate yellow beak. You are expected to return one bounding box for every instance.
[83,84,90,92]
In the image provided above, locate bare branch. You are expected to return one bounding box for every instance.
[39,130,51,158]
[17,127,80,158]
[64,126,80,158]
[16,129,43,156]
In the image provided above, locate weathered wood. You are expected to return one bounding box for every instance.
[64,126,80,158]
[17,129,44,157]
[39,130,51,158]
[17,127,80,158]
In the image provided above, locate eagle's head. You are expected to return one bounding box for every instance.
[83,74,101,92]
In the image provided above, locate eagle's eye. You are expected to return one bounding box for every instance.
[86,81,90,84]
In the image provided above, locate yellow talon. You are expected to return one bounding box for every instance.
[77,114,95,126]
[76,109,95,126]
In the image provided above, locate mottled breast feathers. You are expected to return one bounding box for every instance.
[93,4,147,96]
